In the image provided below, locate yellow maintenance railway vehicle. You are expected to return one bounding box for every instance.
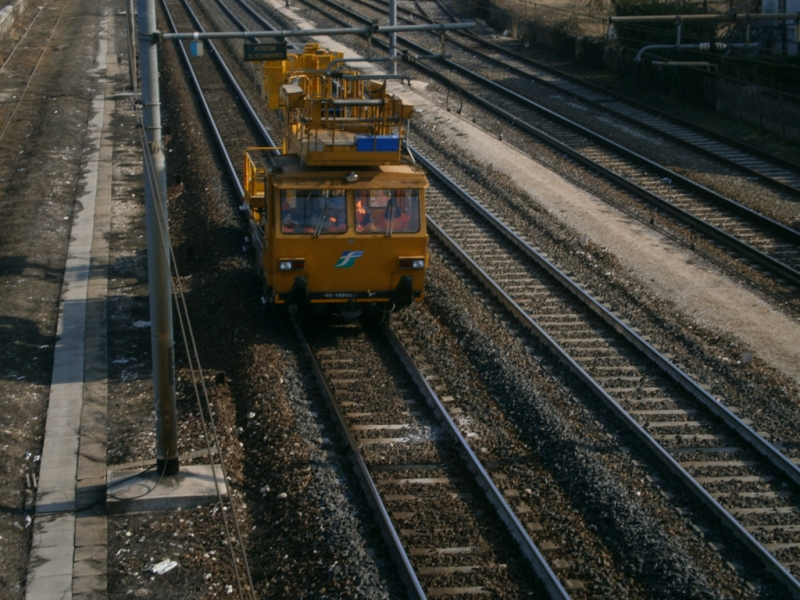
[242,43,429,319]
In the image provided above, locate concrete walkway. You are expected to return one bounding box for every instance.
[26,10,115,600]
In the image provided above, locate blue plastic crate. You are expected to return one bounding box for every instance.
[356,135,400,152]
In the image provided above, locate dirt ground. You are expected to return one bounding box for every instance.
[2,0,800,596]
[0,0,113,594]
[401,84,800,386]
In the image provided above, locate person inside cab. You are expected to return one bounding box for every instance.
[281,199,300,233]
[312,193,347,234]
[355,191,375,233]
[354,189,420,234]
[281,190,346,234]
[383,199,410,232]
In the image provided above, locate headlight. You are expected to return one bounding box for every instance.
[279,259,305,271]
[399,258,425,269]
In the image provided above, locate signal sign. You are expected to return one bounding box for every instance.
[243,42,287,61]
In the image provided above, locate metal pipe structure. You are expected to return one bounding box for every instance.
[611,10,798,54]
[127,0,137,94]
[651,60,718,70]
[635,40,760,61]
[139,0,179,476]
[611,11,800,23]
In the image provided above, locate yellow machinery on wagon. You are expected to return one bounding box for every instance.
[242,43,429,318]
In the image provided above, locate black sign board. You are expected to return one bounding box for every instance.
[243,42,288,61]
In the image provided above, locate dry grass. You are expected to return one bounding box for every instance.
[484,0,738,40]
[490,0,613,39]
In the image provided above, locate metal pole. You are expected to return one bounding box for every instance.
[389,0,397,75]
[139,0,179,475]
[781,0,788,55]
[127,0,137,94]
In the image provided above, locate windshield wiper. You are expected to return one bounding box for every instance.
[313,197,329,238]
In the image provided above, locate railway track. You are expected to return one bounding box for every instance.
[366,0,800,197]
[159,1,579,596]
[415,146,800,594]
[298,317,573,597]
[0,1,66,144]
[297,0,800,298]
[161,0,280,169]
[161,0,800,594]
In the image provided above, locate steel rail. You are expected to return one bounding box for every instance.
[167,0,281,254]
[170,0,285,255]
[175,3,574,595]
[173,0,277,150]
[183,0,800,494]
[0,3,62,144]
[412,144,800,596]
[368,0,800,194]
[164,2,553,595]
[162,5,425,600]
[384,323,573,600]
[290,316,427,599]
[160,0,800,586]
[453,30,800,194]
[0,5,44,73]
[172,0,800,593]
[227,0,800,474]
[407,27,800,244]
[414,144,800,487]
[160,21,475,39]
[161,2,472,596]
[300,0,800,288]
[225,0,800,459]
[442,26,800,197]
[162,0,243,195]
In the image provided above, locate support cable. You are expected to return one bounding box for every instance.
[134,104,256,600]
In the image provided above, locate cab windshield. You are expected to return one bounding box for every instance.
[280,189,347,235]
[355,189,420,234]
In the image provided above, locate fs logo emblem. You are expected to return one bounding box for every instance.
[334,250,364,268]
